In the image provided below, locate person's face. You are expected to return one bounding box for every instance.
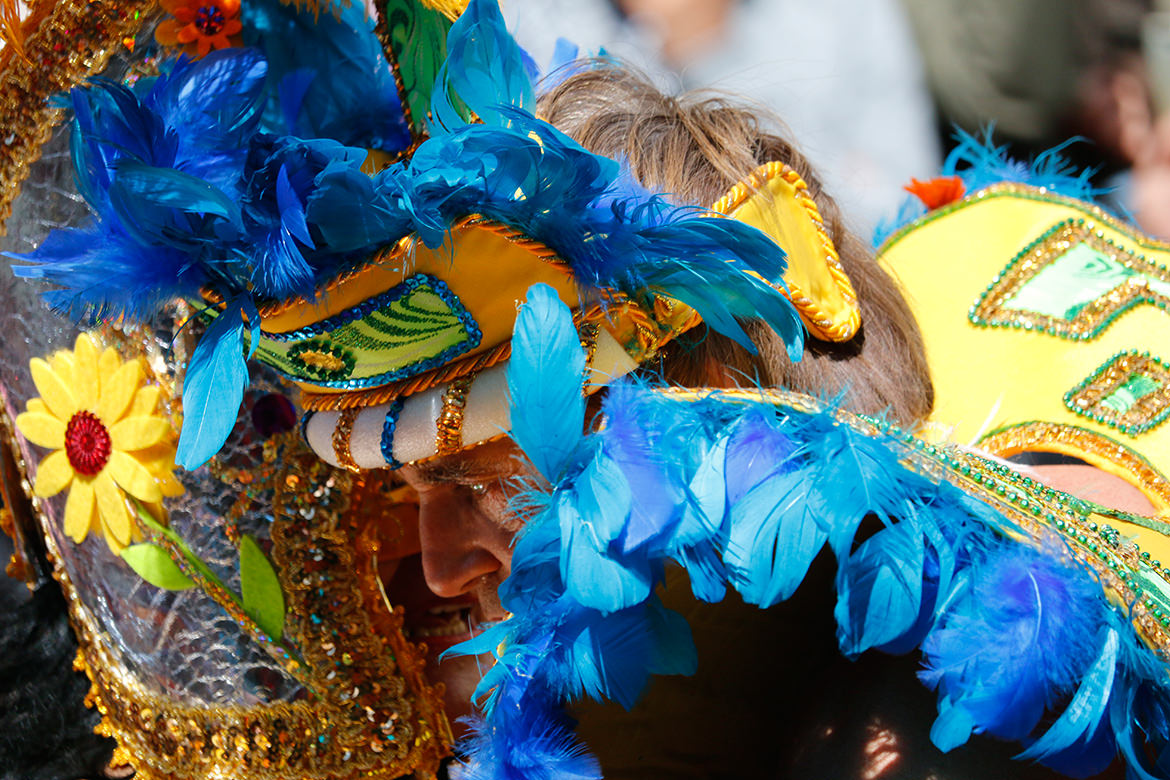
[391,437,532,722]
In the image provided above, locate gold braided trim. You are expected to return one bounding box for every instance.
[332,406,362,472]
[0,0,154,234]
[978,421,1170,513]
[304,339,514,411]
[711,161,860,342]
[435,376,474,455]
[299,291,703,412]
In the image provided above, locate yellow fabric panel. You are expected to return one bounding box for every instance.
[261,225,580,360]
[879,185,1170,509]
[729,170,860,342]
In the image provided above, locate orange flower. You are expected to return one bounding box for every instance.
[904,176,966,211]
[156,0,242,59]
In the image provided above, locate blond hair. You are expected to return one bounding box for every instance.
[538,65,933,425]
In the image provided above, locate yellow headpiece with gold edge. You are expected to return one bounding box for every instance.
[299,160,862,470]
[879,182,1170,523]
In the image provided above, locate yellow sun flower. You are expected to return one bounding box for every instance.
[15,333,184,554]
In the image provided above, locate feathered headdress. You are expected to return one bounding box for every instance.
[9,0,869,476]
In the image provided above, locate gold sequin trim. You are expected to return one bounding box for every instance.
[578,322,600,369]
[971,221,1170,340]
[435,376,473,455]
[1,391,450,779]
[332,406,362,472]
[1065,352,1170,435]
[978,421,1170,511]
[0,0,155,234]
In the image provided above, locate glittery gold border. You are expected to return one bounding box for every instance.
[879,181,1170,256]
[0,0,155,234]
[971,220,1170,340]
[0,391,450,779]
[1065,352,1170,435]
[978,421,1170,513]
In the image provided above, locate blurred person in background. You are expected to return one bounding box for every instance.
[503,0,941,239]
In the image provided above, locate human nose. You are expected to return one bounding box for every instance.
[416,486,514,598]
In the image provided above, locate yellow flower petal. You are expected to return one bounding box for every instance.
[98,347,120,392]
[156,472,186,498]
[14,411,65,450]
[128,384,161,417]
[94,471,133,546]
[100,518,127,556]
[25,398,47,415]
[33,450,74,497]
[97,359,142,425]
[64,477,97,544]
[110,416,170,452]
[30,358,76,422]
[106,449,162,503]
[49,351,75,389]
[73,333,100,411]
[136,445,186,498]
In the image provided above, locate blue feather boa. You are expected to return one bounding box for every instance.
[449,282,1170,779]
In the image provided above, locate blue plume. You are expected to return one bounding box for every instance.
[175,298,256,469]
[835,519,930,656]
[919,542,1102,750]
[1017,626,1119,776]
[144,49,268,191]
[8,222,202,321]
[507,283,586,482]
[942,128,1104,202]
[240,0,410,151]
[431,0,535,133]
[876,127,1115,244]
[448,382,1170,778]
[457,697,601,780]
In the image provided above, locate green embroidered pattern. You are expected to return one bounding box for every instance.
[970,220,1170,340]
[1064,351,1170,436]
[253,274,481,389]
[380,0,465,138]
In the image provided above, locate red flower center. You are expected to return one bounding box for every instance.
[195,5,226,35]
[65,410,112,476]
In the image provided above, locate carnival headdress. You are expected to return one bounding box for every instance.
[7,2,1170,780]
[8,0,866,475]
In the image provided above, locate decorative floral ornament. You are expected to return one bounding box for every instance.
[14,333,183,554]
[155,0,243,58]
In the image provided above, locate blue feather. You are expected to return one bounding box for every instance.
[507,283,586,481]
[835,520,928,656]
[430,0,535,133]
[942,128,1104,202]
[919,543,1102,749]
[8,222,202,321]
[175,298,252,469]
[1017,626,1118,776]
[458,698,601,780]
[240,0,410,151]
